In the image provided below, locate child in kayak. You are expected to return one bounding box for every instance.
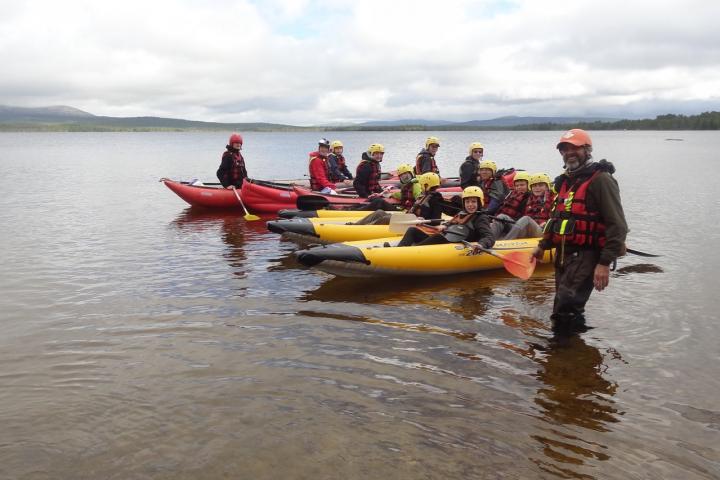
[327,140,353,183]
[353,163,422,225]
[459,142,484,189]
[477,160,509,214]
[501,172,554,240]
[415,136,441,175]
[309,138,337,194]
[489,171,531,239]
[353,143,385,198]
[396,175,490,247]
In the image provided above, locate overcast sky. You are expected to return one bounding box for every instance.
[1,0,719,124]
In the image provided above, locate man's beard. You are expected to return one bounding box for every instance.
[565,157,580,170]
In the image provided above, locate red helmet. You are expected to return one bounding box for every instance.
[557,129,591,149]
[229,133,243,145]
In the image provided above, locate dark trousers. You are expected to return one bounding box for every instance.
[350,198,400,211]
[552,249,601,330]
[397,228,448,247]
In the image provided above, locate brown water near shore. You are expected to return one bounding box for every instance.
[0,131,718,479]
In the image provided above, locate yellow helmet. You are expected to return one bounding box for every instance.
[478,160,497,175]
[330,140,343,149]
[418,172,441,190]
[513,171,531,184]
[425,136,440,148]
[461,186,485,203]
[468,142,485,154]
[367,143,385,154]
[529,173,552,187]
[396,163,414,176]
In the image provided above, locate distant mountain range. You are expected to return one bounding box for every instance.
[0,105,95,121]
[0,105,621,131]
[0,105,293,131]
[357,116,622,127]
[1,105,717,131]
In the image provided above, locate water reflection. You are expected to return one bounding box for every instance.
[531,334,622,478]
[303,274,507,319]
[170,207,272,277]
[304,271,625,479]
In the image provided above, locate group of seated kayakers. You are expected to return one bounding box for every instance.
[350,162,555,248]
[216,132,556,247]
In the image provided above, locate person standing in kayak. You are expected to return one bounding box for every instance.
[353,143,385,198]
[217,133,248,188]
[308,138,337,194]
[459,142,484,189]
[415,136,441,176]
[533,129,628,333]
[327,140,353,183]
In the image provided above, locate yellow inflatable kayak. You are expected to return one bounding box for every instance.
[295,237,552,277]
[267,213,453,244]
[268,217,402,243]
[277,208,406,219]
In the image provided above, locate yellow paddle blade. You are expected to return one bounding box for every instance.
[244,213,261,221]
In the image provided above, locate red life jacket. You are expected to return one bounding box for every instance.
[479,178,493,207]
[356,159,382,194]
[415,151,439,175]
[229,151,247,183]
[400,182,415,210]
[524,192,554,223]
[548,171,606,248]
[498,190,529,220]
[308,151,330,191]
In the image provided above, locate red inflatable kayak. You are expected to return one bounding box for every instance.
[291,185,380,206]
[162,178,299,212]
[162,178,243,209]
[240,179,298,213]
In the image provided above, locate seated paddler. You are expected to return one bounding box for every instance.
[396,185,495,248]
[353,163,422,225]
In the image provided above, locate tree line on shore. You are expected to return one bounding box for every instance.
[1,111,718,132]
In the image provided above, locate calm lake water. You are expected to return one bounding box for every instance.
[0,131,718,479]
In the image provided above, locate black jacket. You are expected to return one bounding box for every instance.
[459,156,479,189]
[353,152,381,198]
[412,190,444,225]
[216,147,247,188]
[416,149,438,175]
[444,211,495,248]
[328,153,353,181]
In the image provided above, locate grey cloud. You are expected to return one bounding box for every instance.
[205,95,318,114]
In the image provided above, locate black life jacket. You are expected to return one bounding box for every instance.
[415,150,439,175]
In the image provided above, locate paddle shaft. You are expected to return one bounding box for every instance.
[231,186,254,217]
[626,248,660,257]
[461,241,527,268]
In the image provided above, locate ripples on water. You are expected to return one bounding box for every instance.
[1,132,719,479]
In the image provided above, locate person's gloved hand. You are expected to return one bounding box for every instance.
[532,246,544,260]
